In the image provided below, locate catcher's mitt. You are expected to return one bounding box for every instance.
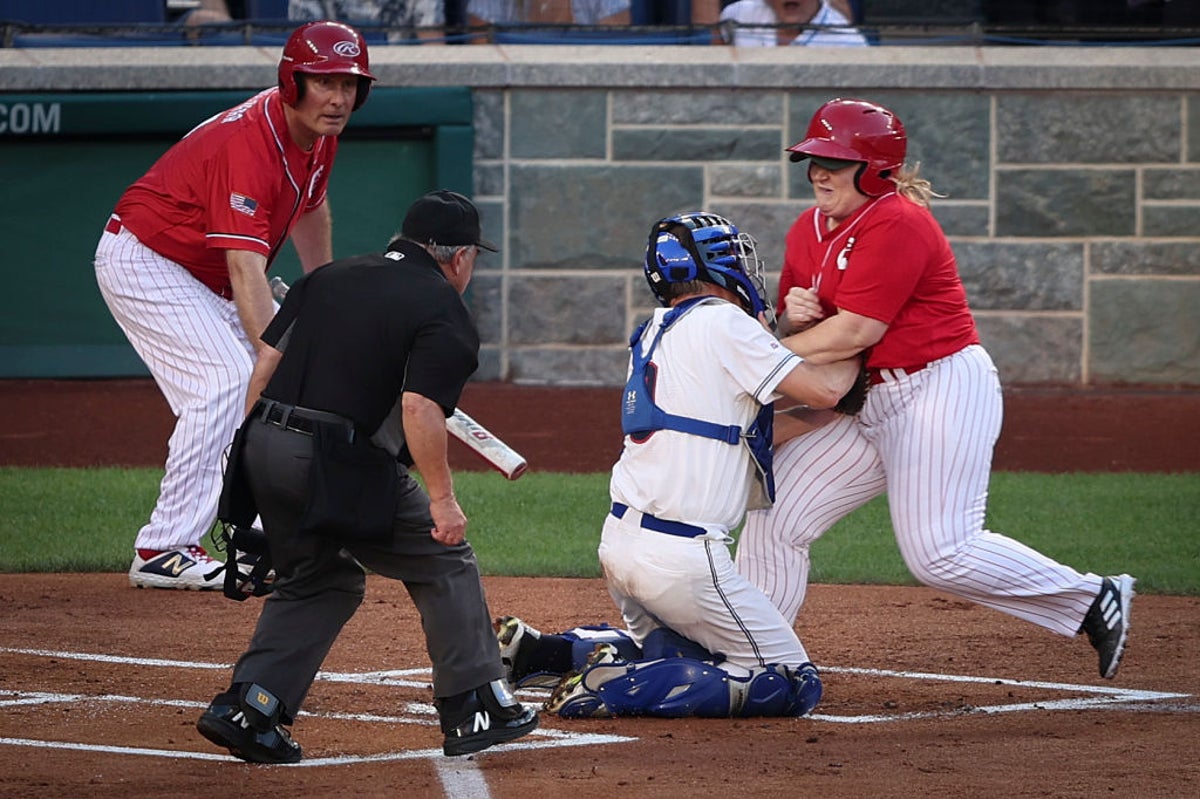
[834,360,871,415]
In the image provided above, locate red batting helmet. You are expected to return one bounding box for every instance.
[278,21,376,111]
[786,98,907,197]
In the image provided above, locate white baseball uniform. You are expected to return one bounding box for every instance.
[94,87,336,556]
[737,192,1104,637]
[603,297,812,673]
[720,0,868,47]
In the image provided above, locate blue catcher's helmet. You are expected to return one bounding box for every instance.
[644,212,773,323]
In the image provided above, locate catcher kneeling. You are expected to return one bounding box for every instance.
[496,212,863,720]
[498,619,823,719]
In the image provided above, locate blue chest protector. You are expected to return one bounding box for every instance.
[621,297,776,503]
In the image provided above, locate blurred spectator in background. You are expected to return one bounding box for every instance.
[826,0,856,22]
[468,0,562,24]
[719,0,867,46]
[290,0,446,41]
[467,0,630,25]
[576,0,632,23]
[685,0,721,24]
[170,0,237,25]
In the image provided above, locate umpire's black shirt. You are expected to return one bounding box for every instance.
[260,239,479,438]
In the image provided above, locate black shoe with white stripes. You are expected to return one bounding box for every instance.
[1080,574,1135,679]
[438,679,539,757]
[196,684,302,764]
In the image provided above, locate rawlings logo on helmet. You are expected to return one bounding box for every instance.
[278,21,376,111]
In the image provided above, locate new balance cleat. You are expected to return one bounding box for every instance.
[129,546,224,590]
[1081,574,1135,679]
[439,679,538,757]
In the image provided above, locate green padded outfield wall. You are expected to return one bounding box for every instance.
[0,87,473,377]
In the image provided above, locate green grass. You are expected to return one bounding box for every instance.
[1,468,1197,594]
[801,472,1200,595]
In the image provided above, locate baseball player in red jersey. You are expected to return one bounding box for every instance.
[93,21,375,590]
[736,98,1136,679]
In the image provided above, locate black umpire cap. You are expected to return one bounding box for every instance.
[401,189,498,253]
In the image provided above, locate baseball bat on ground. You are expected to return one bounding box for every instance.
[268,276,529,480]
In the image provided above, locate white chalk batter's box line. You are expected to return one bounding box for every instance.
[0,646,634,766]
[0,647,1191,766]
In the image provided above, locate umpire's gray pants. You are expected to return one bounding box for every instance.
[229,419,503,719]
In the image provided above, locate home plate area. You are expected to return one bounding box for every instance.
[0,646,1187,767]
[0,647,635,765]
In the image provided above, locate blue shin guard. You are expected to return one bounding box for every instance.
[557,656,823,719]
[583,656,733,718]
[734,663,822,717]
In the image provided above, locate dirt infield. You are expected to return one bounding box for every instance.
[1,576,1197,798]
[1,379,1198,797]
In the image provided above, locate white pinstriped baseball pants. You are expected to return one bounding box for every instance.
[94,223,256,552]
[737,345,1103,637]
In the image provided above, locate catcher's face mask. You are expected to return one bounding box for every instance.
[644,212,774,327]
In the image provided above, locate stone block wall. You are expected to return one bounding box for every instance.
[460,54,1200,387]
[4,44,1197,387]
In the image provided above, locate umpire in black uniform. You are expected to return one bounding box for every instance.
[197,190,538,763]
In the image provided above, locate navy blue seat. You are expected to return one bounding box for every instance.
[630,0,693,25]
[2,0,166,24]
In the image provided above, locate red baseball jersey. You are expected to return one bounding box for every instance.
[113,88,337,297]
[779,193,979,368]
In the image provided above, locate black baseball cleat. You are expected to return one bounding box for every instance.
[1080,574,1135,679]
[438,679,539,757]
[495,615,558,689]
[196,683,302,764]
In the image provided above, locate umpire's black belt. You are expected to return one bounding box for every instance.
[611,502,706,539]
[258,399,358,443]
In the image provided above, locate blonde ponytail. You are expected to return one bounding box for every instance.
[890,163,945,209]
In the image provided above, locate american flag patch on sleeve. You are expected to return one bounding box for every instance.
[230,193,259,217]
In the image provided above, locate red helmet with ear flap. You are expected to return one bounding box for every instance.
[786,98,907,197]
[278,21,376,111]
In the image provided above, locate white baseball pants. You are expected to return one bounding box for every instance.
[94,222,255,552]
[600,511,811,674]
[737,345,1103,637]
